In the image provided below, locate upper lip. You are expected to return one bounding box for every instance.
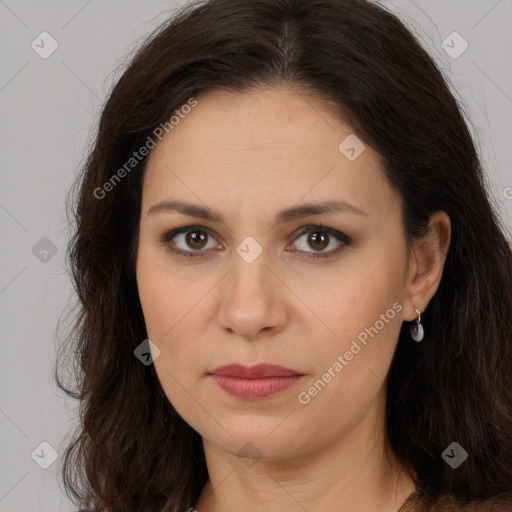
[209,363,303,378]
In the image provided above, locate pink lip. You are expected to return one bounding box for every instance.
[208,364,305,399]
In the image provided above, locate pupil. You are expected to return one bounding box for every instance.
[187,230,206,249]
[309,231,328,250]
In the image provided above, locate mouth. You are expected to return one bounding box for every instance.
[208,363,306,399]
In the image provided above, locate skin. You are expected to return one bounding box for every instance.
[135,84,451,512]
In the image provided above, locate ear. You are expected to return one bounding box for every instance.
[402,211,452,322]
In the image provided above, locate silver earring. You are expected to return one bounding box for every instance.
[410,306,424,342]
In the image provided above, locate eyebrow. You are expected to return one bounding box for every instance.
[147,198,368,224]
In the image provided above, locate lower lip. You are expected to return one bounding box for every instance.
[209,375,304,399]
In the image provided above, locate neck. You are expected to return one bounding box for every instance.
[193,388,416,512]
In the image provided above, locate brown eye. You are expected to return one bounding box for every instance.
[185,230,208,250]
[307,231,329,251]
[161,224,351,260]
[162,226,219,256]
[290,226,349,258]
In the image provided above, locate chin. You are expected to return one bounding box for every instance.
[198,419,312,462]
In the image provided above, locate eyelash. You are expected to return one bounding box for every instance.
[159,224,352,260]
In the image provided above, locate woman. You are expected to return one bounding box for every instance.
[56,0,512,510]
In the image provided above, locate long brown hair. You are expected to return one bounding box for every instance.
[56,0,512,510]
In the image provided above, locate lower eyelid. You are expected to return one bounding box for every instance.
[171,230,219,252]
[292,231,345,254]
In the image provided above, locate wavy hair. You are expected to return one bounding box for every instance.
[56,0,512,510]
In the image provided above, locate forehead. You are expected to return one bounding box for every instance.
[150,85,358,153]
[141,85,395,220]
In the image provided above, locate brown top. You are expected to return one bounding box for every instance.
[397,491,512,511]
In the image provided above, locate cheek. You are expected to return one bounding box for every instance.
[136,258,205,413]
[137,261,170,338]
[139,277,200,354]
[136,250,211,375]
[295,286,403,436]
[137,245,192,334]
[299,255,405,382]
[298,262,402,341]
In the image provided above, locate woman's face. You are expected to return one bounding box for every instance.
[136,85,417,462]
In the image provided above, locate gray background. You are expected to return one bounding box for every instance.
[1,1,511,511]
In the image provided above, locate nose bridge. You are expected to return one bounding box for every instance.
[228,240,272,302]
[217,236,287,337]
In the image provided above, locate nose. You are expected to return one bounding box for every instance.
[216,248,288,340]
